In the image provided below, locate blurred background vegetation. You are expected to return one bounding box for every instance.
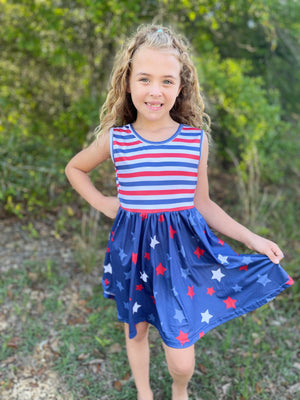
[0,0,299,275]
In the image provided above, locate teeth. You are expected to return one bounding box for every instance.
[147,103,162,107]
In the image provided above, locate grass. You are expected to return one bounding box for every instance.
[0,257,299,400]
[0,207,299,400]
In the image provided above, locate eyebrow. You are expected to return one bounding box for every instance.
[136,72,178,79]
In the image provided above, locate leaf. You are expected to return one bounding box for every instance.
[255,381,263,394]
[109,343,122,353]
[121,372,131,381]
[197,363,207,374]
[67,315,86,325]
[113,380,122,391]
[7,337,22,349]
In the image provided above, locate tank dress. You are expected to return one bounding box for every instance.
[102,124,293,349]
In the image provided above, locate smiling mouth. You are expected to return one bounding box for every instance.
[145,102,163,109]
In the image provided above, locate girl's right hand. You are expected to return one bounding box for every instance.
[98,196,121,219]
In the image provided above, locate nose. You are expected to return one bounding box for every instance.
[149,83,162,96]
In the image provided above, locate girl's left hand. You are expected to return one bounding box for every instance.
[246,233,284,264]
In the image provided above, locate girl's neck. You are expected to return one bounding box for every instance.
[132,118,179,142]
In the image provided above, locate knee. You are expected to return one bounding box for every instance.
[168,357,195,379]
[126,322,149,343]
[135,322,150,342]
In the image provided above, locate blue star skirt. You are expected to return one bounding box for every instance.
[102,207,293,348]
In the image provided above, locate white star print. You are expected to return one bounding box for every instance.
[124,271,131,280]
[140,271,149,282]
[172,287,178,296]
[118,248,127,261]
[218,254,229,264]
[242,256,252,265]
[211,268,225,282]
[174,309,185,323]
[148,314,155,322]
[257,274,271,286]
[232,283,242,292]
[181,268,189,279]
[131,232,136,241]
[201,309,213,324]
[150,235,160,249]
[132,302,141,314]
[103,263,112,274]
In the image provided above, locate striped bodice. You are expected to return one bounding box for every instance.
[110,124,204,213]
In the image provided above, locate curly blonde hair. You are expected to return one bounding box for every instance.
[96,24,210,137]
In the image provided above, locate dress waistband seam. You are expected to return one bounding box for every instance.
[120,205,195,214]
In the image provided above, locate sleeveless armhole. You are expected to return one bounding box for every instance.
[199,130,205,160]
[109,128,115,163]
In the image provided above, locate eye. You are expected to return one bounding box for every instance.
[163,79,173,85]
[139,78,149,83]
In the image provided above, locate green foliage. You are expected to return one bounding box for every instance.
[0,0,299,240]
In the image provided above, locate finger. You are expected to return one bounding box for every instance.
[266,251,280,264]
[271,244,284,261]
[267,249,283,264]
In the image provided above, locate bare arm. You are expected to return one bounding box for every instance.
[194,133,284,264]
[65,132,120,218]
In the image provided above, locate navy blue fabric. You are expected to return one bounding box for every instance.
[102,207,293,348]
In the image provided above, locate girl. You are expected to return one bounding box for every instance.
[65,25,293,400]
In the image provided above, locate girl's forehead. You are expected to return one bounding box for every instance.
[131,46,181,69]
[133,45,179,56]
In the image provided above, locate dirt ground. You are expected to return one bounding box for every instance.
[1,216,299,400]
[0,216,96,400]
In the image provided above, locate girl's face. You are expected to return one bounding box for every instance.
[128,46,181,127]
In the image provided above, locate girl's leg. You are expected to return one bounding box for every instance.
[124,322,153,400]
[163,343,195,400]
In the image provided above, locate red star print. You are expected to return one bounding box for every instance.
[144,252,150,260]
[151,295,155,304]
[199,331,205,339]
[187,286,195,299]
[218,238,224,245]
[106,247,110,253]
[239,265,248,271]
[140,213,148,220]
[169,225,177,239]
[104,279,110,286]
[156,263,166,276]
[136,284,144,291]
[158,215,164,223]
[111,231,115,241]
[223,296,237,309]
[206,287,215,296]
[194,247,205,258]
[286,276,294,285]
[132,253,138,265]
[176,330,190,346]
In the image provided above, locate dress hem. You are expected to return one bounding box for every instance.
[103,280,291,349]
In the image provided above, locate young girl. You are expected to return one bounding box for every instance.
[65,25,293,400]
